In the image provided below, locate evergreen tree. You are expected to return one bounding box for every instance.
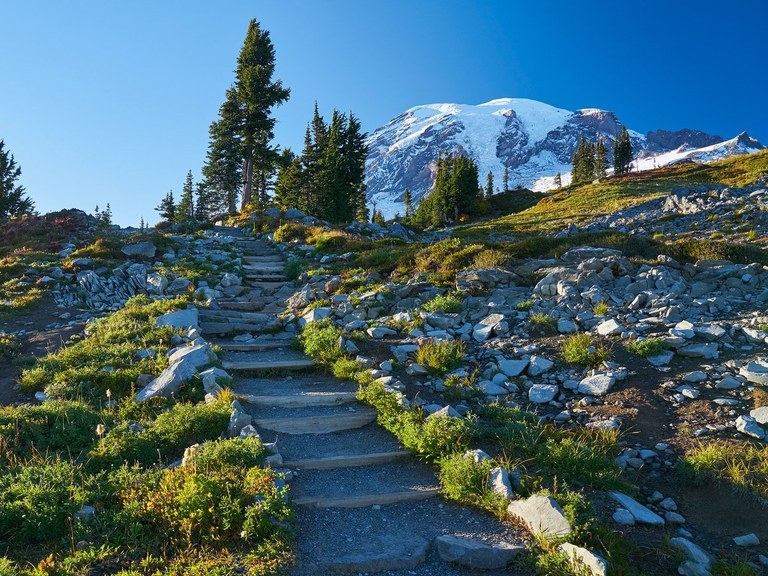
[413,153,481,227]
[139,216,145,230]
[0,140,34,220]
[554,172,562,188]
[235,19,290,209]
[202,88,242,215]
[194,182,209,221]
[485,171,494,198]
[594,137,608,179]
[503,165,509,191]
[273,149,301,211]
[403,189,414,222]
[372,208,385,225]
[613,126,633,175]
[571,137,597,185]
[176,170,195,222]
[155,190,176,222]
[99,203,113,228]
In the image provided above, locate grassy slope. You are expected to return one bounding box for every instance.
[459,149,768,238]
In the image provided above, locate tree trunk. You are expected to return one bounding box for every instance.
[241,157,254,210]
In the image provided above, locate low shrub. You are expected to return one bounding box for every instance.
[0,334,22,362]
[529,312,557,335]
[413,339,465,375]
[422,292,464,313]
[438,452,507,516]
[592,302,609,316]
[516,299,534,311]
[273,222,310,243]
[562,333,610,367]
[626,337,668,358]
[298,319,344,366]
[284,259,307,281]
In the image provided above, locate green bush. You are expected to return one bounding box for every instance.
[515,299,534,311]
[189,437,266,473]
[439,452,507,516]
[422,292,464,313]
[118,464,291,547]
[562,333,610,367]
[298,319,344,366]
[626,337,667,358]
[0,457,95,544]
[89,397,232,469]
[529,312,557,334]
[284,259,306,281]
[413,339,465,375]
[0,401,106,463]
[273,222,310,243]
[0,334,22,363]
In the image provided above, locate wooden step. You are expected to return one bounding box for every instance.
[293,488,440,508]
[222,358,316,370]
[200,322,280,334]
[216,301,266,312]
[283,451,411,470]
[218,340,295,351]
[254,410,377,434]
[239,391,356,408]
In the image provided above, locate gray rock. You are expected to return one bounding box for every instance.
[507,495,572,541]
[228,400,252,437]
[323,537,430,573]
[156,308,199,330]
[122,241,156,258]
[465,449,491,462]
[135,343,217,401]
[609,492,665,526]
[529,384,559,404]
[735,415,765,439]
[527,355,554,377]
[166,277,193,294]
[557,319,578,333]
[559,543,608,576]
[739,358,768,385]
[683,371,708,383]
[146,272,168,294]
[733,533,760,546]
[488,467,515,500]
[498,357,529,377]
[597,319,623,336]
[670,537,711,576]
[647,350,674,366]
[366,326,398,338]
[678,343,719,359]
[435,535,523,570]
[578,374,615,396]
[750,406,768,425]
[426,312,457,330]
[612,508,635,525]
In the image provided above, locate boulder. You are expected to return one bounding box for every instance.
[678,343,719,359]
[559,543,608,576]
[529,384,559,404]
[488,467,515,500]
[750,406,768,425]
[156,308,199,330]
[146,272,168,294]
[498,357,530,378]
[122,241,156,258]
[507,495,572,540]
[597,319,623,336]
[527,356,554,377]
[670,537,711,576]
[135,343,217,401]
[735,415,765,439]
[435,535,523,570]
[578,374,615,396]
[609,492,664,526]
[739,359,768,385]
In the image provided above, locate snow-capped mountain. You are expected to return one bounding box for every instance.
[364,98,764,218]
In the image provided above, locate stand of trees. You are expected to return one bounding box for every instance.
[0,140,34,220]
[412,153,481,227]
[273,105,368,224]
[571,129,634,185]
[199,19,289,217]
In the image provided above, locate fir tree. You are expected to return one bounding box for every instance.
[235,19,290,209]
[554,173,562,188]
[594,137,608,179]
[485,171,494,198]
[202,88,242,215]
[0,140,34,220]
[176,170,195,222]
[503,165,509,191]
[139,216,145,230]
[571,137,596,185]
[372,208,385,225]
[194,182,209,221]
[413,153,481,227]
[403,189,414,222]
[613,126,633,175]
[100,203,113,228]
[155,190,176,222]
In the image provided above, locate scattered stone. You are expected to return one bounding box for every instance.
[435,535,523,570]
[527,355,554,377]
[507,495,572,540]
[670,537,711,576]
[609,492,665,526]
[597,319,623,336]
[740,359,768,385]
[529,384,559,404]
[750,406,768,425]
[156,308,199,330]
[498,357,530,377]
[735,415,765,439]
[488,467,515,500]
[612,508,635,526]
[559,543,608,576]
[678,343,719,359]
[578,374,615,396]
[122,241,156,258]
[733,533,760,547]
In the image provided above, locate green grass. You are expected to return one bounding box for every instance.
[297,319,345,366]
[422,292,464,313]
[626,337,668,358]
[592,302,609,316]
[562,333,611,367]
[677,441,768,503]
[413,339,465,375]
[529,312,557,335]
[516,299,534,311]
[438,452,508,516]
[0,333,22,362]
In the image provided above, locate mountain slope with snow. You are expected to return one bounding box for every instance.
[364,98,764,218]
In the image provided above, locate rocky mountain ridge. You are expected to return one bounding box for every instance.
[364,98,765,217]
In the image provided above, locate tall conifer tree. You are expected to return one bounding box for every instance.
[0,140,34,220]
[176,170,195,222]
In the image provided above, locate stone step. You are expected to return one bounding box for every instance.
[239,391,357,408]
[223,358,316,370]
[199,310,275,321]
[217,339,296,351]
[254,409,377,434]
[243,256,284,263]
[232,374,356,399]
[245,281,287,289]
[246,275,288,282]
[293,488,440,509]
[200,322,280,335]
[243,264,285,271]
[216,301,266,312]
[283,450,411,470]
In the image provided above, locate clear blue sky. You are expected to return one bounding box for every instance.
[1,0,766,226]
